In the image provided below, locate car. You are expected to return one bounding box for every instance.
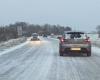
[43,34,47,37]
[57,35,62,40]
[57,36,61,40]
[59,31,91,56]
[31,33,40,41]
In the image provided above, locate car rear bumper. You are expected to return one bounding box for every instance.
[62,48,90,53]
[60,45,91,53]
[61,44,90,48]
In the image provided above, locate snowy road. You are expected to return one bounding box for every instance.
[0,38,100,80]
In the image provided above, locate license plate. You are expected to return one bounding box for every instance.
[71,48,81,51]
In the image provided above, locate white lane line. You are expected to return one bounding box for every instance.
[0,41,29,56]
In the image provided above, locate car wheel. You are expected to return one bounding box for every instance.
[59,50,63,56]
[59,44,63,56]
[60,52,63,56]
[87,50,91,56]
[87,46,91,56]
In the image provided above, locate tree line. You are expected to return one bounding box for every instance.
[0,22,72,41]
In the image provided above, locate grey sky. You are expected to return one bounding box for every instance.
[0,0,100,31]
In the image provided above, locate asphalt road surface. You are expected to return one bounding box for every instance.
[0,37,100,80]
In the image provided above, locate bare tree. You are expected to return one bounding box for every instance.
[0,22,72,42]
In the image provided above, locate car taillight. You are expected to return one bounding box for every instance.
[61,39,64,42]
[84,39,91,44]
[60,38,64,43]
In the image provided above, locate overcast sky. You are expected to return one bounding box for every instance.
[0,0,100,31]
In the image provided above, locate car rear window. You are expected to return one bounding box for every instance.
[64,33,86,39]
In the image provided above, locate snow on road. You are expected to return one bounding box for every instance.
[0,38,100,80]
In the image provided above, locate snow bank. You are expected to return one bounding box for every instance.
[92,39,100,47]
[0,37,27,52]
[92,46,100,55]
[0,41,28,56]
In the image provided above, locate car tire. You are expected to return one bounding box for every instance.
[87,53,91,56]
[60,52,63,56]
[59,44,64,56]
[59,50,63,56]
[86,45,91,56]
[87,50,91,57]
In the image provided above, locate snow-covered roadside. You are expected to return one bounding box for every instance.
[92,46,100,55]
[0,41,29,56]
[0,37,27,52]
[89,38,100,55]
[91,38,100,47]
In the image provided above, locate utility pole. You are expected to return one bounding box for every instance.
[17,26,23,37]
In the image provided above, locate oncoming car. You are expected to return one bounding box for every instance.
[59,31,91,56]
[31,33,40,41]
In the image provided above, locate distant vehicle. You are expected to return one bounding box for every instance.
[59,31,91,56]
[57,35,62,40]
[31,33,40,41]
[43,34,47,37]
[51,33,55,38]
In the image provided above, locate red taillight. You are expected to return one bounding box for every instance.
[60,38,64,43]
[61,39,64,42]
[84,39,91,44]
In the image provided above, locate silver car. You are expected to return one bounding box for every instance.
[59,31,91,56]
[31,33,39,41]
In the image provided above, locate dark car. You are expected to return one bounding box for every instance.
[57,35,62,40]
[59,31,91,56]
[43,34,47,37]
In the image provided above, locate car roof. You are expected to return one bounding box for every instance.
[32,33,38,34]
[32,33,38,35]
[64,31,84,34]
